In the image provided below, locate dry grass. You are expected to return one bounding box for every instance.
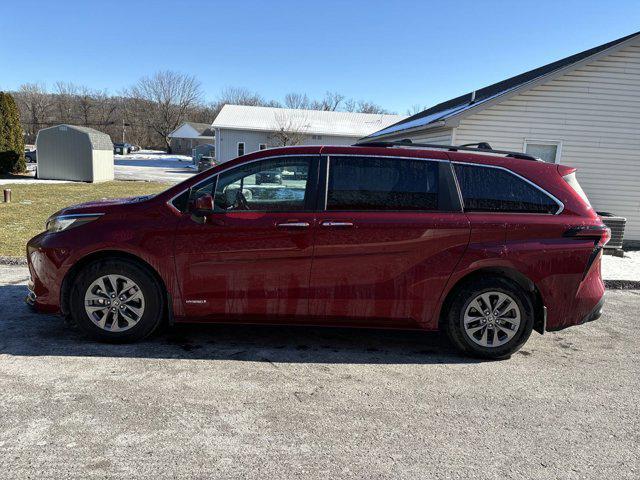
[0,181,168,258]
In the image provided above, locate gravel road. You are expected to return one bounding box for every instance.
[0,265,638,479]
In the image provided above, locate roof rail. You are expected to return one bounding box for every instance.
[353,139,539,161]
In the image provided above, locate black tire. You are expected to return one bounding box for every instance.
[69,259,164,343]
[444,276,534,359]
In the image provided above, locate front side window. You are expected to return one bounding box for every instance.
[327,156,439,211]
[454,163,560,214]
[213,157,311,212]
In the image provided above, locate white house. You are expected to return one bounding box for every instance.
[363,31,640,242]
[168,122,215,155]
[211,104,405,164]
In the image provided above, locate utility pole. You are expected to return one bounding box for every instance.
[121,120,132,143]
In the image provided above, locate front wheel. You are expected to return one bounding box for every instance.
[69,259,164,342]
[445,277,534,359]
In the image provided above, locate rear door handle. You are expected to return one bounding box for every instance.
[276,222,310,229]
[321,221,354,228]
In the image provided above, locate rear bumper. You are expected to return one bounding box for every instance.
[547,295,604,332]
[580,296,604,325]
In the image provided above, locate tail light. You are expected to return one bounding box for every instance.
[563,225,611,247]
[563,225,611,280]
[559,166,592,208]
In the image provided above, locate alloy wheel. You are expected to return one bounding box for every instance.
[463,291,521,348]
[84,274,145,332]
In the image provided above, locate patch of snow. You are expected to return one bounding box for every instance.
[368,104,467,138]
[601,250,640,281]
[0,176,70,185]
[115,150,192,163]
[114,152,196,183]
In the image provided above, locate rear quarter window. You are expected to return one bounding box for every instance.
[454,163,560,214]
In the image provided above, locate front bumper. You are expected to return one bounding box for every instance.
[25,232,72,314]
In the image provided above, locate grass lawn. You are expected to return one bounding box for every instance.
[0,181,168,258]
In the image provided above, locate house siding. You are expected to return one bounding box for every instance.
[215,128,360,163]
[379,128,454,146]
[449,42,640,240]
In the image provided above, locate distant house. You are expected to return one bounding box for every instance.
[168,122,215,155]
[211,105,406,164]
[363,31,640,241]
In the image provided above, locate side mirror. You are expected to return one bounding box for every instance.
[194,194,214,212]
[188,195,214,222]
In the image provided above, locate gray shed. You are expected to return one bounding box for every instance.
[36,125,114,182]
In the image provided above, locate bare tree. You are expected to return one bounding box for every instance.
[218,87,266,107]
[15,83,53,143]
[211,87,281,117]
[343,98,357,112]
[54,81,78,123]
[310,91,345,111]
[268,111,309,146]
[126,71,203,151]
[284,92,310,110]
[354,100,389,114]
[77,87,92,126]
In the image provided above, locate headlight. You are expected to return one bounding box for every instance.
[45,213,104,233]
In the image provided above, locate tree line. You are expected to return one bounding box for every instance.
[11,71,392,151]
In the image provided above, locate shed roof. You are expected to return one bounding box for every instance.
[39,124,113,150]
[212,105,406,137]
[365,30,640,140]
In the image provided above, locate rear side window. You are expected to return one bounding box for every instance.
[454,163,560,214]
[327,157,439,211]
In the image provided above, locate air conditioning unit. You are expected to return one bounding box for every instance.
[598,212,626,250]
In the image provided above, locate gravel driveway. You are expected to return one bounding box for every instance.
[0,265,638,479]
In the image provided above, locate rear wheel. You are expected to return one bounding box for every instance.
[70,259,164,342]
[445,277,534,359]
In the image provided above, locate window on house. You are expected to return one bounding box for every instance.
[312,135,322,140]
[524,140,561,163]
[258,143,267,151]
[327,156,439,211]
[237,142,245,157]
[453,163,560,214]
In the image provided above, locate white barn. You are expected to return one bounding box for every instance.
[168,122,215,155]
[212,105,405,164]
[363,31,640,242]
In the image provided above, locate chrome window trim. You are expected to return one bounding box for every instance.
[168,153,563,216]
[452,161,565,215]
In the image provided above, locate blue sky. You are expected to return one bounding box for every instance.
[2,0,639,113]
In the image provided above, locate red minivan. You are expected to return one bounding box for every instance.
[26,142,609,358]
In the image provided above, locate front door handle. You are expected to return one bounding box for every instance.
[276,222,310,229]
[321,221,354,228]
